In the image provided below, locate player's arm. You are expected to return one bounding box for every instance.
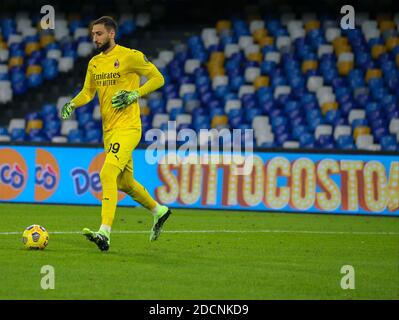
[133,51,165,97]
[61,62,96,120]
[111,50,164,109]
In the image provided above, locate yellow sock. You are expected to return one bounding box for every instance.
[118,169,157,211]
[100,163,121,227]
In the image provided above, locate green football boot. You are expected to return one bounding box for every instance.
[150,207,172,242]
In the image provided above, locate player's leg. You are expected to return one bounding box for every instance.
[117,168,155,208]
[83,129,130,250]
[83,162,121,251]
[118,169,172,241]
[117,158,172,241]
[100,162,122,230]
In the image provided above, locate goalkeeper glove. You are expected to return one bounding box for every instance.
[111,90,140,109]
[60,101,75,120]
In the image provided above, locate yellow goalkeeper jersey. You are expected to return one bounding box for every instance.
[71,44,164,132]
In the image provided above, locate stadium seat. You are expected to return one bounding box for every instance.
[10,127,25,141]
[51,136,68,143]
[152,114,170,128]
[356,134,374,149]
[315,125,333,139]
[8,118,25,133]
[380,135,398,151]
[389,118,399,135]
[61,120,78,136]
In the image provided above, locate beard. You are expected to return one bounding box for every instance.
[95,39,111,53]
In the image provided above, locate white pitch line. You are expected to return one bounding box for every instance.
[0,230,398,236]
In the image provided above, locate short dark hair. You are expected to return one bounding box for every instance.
[91,16,118,33]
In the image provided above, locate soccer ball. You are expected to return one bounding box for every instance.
[22,225,49,250]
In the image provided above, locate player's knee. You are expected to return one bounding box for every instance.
[117,172,135,194]
[100,163,120,185]
[117,180,129,193]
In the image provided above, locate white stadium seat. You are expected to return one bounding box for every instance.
[0,49,9,63]
[158,50,174,64]
[166,99,183,112]
[325,28,341,42]
[179,84,196,98]
[334,125,352,140]
[7,34,23,45]
[201,28,217,42]
[252,115,270,128]
[184,59,201,74]
[348,109,366,124]
[0,86,13,104]
[152,58,166,69]
[244,67,261,83]
[51,136,68,143]
[59,57,74,73]
[249,20,264,33]
[74,28,89,40]
[77,42,94,57]
[93,105,101,121]
[276,36,291,50]
[274,86,291,99]
[212,75,229,89]
[224,44,240,58]
[8,118,25,133]
[152,114,170,128]
[287,20,303,33]
[289,28,305,41]
[338,52,354,63]
[238,35,253,49]
[254,125,273,138]
[224,99,241,113]
[356,134,374,150]
[238,85,255,98]
[244,44,260,57]
[176,114,192,127]
[307,76,324,92]
[366,144,381,151]
[318,92,336,106]
[61,120,78,136]
[57,96,73,114]
[47,49,62,61]
[389,118,399,134]
[136,12,151,27]
[184,100,201,113]
[265,52,281,64]
[317,45,333,58]
[283,141,300,148]
[0,64,8,73]
[315,125,333,139]
[256,133,275,146]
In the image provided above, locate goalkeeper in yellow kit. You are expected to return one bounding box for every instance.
[60,16,171,251]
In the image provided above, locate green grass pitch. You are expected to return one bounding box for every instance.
[0,203,398,300]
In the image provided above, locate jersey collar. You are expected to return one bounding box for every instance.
[101,44,118,56]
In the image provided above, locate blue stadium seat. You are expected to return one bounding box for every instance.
[380,135,398,151]
[10,128,25,141]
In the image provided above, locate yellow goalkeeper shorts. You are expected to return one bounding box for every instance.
[103,127,142,172]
